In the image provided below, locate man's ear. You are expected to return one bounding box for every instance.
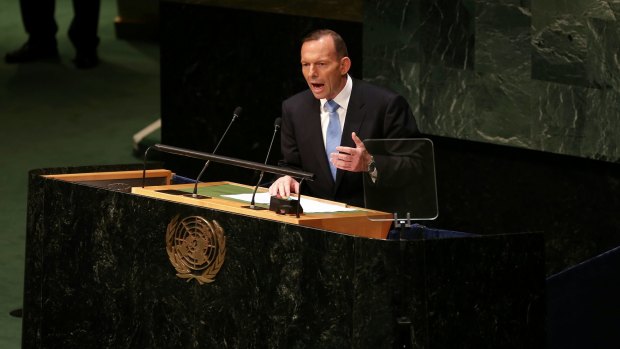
[340,57,351,75]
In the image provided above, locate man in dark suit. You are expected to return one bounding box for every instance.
[269,29,419,208]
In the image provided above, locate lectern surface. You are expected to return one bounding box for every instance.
[132,181,393,239]
[45,169,393,239]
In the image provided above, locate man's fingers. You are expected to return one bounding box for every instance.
[351,132,365,149]
[335,146,353,154]
[332,152,351,163]
[332,152,343,162]
[281,179,290,197]
[270,177,287,198]
[270,176,300,198]
[335,148,362,160]
[269,178,281,196]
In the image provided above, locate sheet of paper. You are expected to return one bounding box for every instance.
[222,192,356,213]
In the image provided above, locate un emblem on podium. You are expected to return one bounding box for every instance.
[166,215,226,284]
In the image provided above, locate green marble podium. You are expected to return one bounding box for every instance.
[23,165,544,348]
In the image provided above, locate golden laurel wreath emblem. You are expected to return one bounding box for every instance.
[166,215,226,284]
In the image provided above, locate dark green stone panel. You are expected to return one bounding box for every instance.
[364,0,620,162]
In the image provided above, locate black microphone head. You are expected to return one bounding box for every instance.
[233,106,243,119]
[274,117,282,130]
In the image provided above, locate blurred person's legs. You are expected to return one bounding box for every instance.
[5,0,59,63]
[68,0,101,69]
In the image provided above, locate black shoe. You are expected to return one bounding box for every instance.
[73,50,99,69]
[5,42,59,64]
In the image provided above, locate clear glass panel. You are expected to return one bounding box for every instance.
[363,138,438,221]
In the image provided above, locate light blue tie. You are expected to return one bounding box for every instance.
[325,100,341,180]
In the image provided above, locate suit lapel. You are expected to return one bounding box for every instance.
[335,79,366,190]
[305,97,334,185]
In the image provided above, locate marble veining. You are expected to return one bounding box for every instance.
[364,0,620,162]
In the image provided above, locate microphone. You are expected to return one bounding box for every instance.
[185,106,242,199]
[247,117,282,210]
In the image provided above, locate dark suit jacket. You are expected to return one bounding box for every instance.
[280,78,419,207]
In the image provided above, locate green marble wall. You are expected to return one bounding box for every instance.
[364,0,620,162]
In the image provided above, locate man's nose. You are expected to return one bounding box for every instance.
[309,65,317,77]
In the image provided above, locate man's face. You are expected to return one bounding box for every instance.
[300,36,350,100]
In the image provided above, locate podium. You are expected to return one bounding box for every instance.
[131,181,393,239]
[23,165,544,348]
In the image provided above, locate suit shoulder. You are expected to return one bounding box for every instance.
[282,89,318,119]
[353,79,409,109]
[354,79,402,100]
[283,89,315,107]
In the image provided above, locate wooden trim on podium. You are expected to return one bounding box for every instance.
[44,169,172,184]
[132,182,392,239]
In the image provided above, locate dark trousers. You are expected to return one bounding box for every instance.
[20,0,101,52]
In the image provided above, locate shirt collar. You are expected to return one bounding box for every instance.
[321,75,352,112]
